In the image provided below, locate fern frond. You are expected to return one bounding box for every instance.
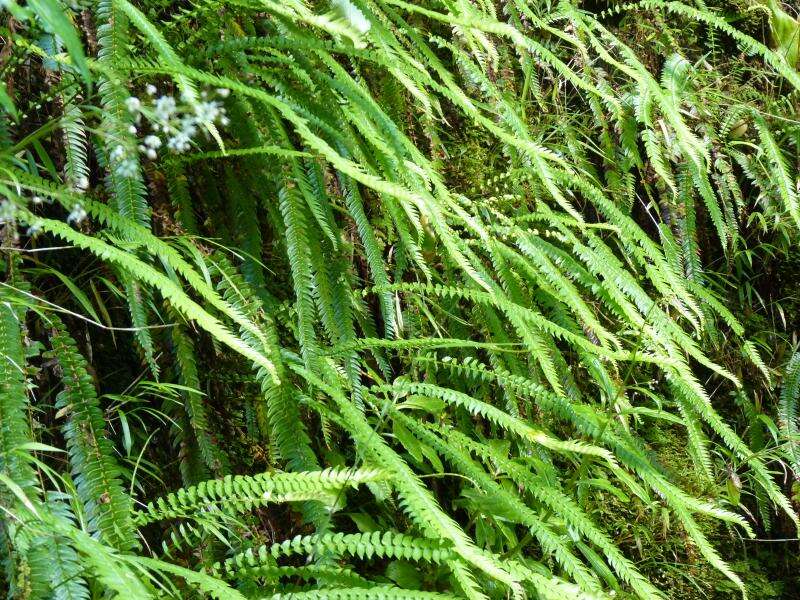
[217,530,453,573]
[753,114,800,229]
[134,467,384,525]
[47,318,136,550]
[15,210,280,381]
[380,381,617,465]
[260,588,462,600]
[170,321,224,476]
[0,287,35,494]
[780,351,800,474]
[27,495,90,600]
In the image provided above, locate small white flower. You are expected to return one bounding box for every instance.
[143,135,162,149]
[110,145,126,162]
[194,100,221,123]
[180,116,198,138]
[146,148,157,160]
[115,159,138,178]
[124,96,141,112]
[32,195,44,205]
[154,95,177,122]
[146,84,157,96]
[26,220,43,237]
[128,125,138,135]
[220,116,230,127]
[167,131,192,153]
[67,203,87,224]
[216,88,230,98]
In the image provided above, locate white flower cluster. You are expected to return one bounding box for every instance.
[109,144,138,178]
[0,174,89,237]
[121,85,231,163]
[0,194,60,238]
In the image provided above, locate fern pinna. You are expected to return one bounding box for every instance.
[1,0,800,598]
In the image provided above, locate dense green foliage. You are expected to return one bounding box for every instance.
[1,0,800,597]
